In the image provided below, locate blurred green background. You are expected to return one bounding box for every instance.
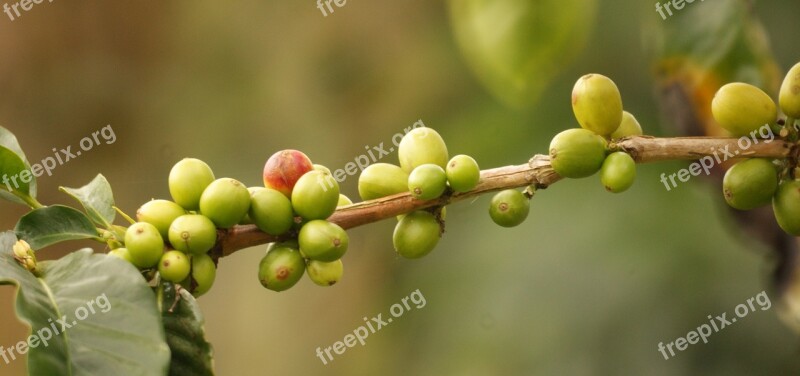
[1,1,800,375]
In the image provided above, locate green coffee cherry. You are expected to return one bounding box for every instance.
[358,163,409,201]
[199,178,251,228]
[292,170,339,220]
[298,220,349,262]
[610,111,643,139]
[313,164,332,175]
[125,222,165,269]
[712,82,777,137]
[136,199,186,239]
[488,189,530,227]
[169,158,215,211]
[168,214,217,255]
[190,253,216,297]
[258,244,306,292]
[773,180,800,236]
[446,154,480,192]
[571,74,624,136]
[306,259,344,286]
[600,152,636,193]
[398,127,449,173]
[238,187,262,225]
[158,250,191,283]
[393,211,441,259]
[337,194,353,207]
[549,128,607,178]
[408,164,447,200]
[723,158,778,210]
[108,247,133,264]
[780,63,800,118]
[249,187,295,236]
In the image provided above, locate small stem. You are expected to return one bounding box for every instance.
[11,191,44,210]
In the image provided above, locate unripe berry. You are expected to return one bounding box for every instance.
[549,128,607,178]
[158,250,191,283]
[408,164,447,200]
[610,111,643,139]
[393,211,441,259]
[358,163,408,201]
[600,152,636,193]
[313,164,332,175]
[249,187,294,236]
[168,214,217,255]
[773,180,800,236]
[306,259,344,286]
[446,154,480,193]
[723,158,778,210]
[125,222,165,269]
[298,220,349,262]
[263,149,314,198]
[292,170,340,220]
[108,247,133,264]
[337,194,353,207]
[712,82,777,137]
[136,199,186,239]
[780,62,800,118]
[488,189,529,227]
[258,244,305,292]
[190,253,216,297]
[199,178,251,228]
[572,73,624,136]
[398,127,449,173]
[169,158,215,211]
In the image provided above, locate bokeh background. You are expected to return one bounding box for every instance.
[2,1,800,375]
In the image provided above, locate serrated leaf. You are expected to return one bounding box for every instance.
[0,232,171,375]
[160,283,215,376]
[60,174,116,228]
[15,205,99,250]
[0,126,37,205]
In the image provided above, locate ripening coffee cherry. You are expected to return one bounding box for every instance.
[398,127,449,173]
[298,220,349,262]
[168,214,217,255]
[108,247,134,263]
[712,82,777,137]
[488,189,530,227]
[306,259,344,286]
[199,178,251,228]
[358,163,409,201]
[610,111,643,139]
[137,199,186,239]
[393,211,441,259]
[408,164,448,200]
[190,253,216,297]
[780,62,800,118]
[600,152,636,193]
[169,158,215,211]
[249,187,294,236]
[549,128,607,178]
[263,149,314,198]
[158,250,191,283]
[722,158,778,210]
[337,194,353,207]
[446,154,480,192]
[125,222,165,268]
[292,170,340,220]
[773,180,800,236]
[258,244,306,292]
[571,73,624,136]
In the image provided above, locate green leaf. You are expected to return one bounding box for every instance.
[15,205,100,250]
[60,174,116,228]
[0,126,37,206]
[160,283,215,376]
[0,232,171,375]
[449,0,597,108]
